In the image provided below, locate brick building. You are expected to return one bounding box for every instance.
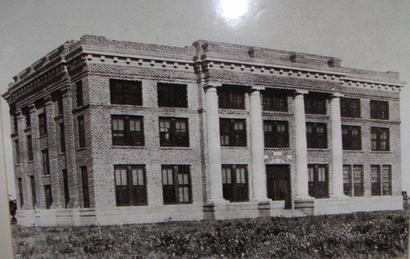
[2,35,404,226]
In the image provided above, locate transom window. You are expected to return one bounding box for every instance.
[222,165,249,202]
[340,98,361,118]
[111,115,144,146]
[371,165,392,196]
[162,165,192,204]
[370,100,389,120]
[218,85,246,109]
[342,125,361,150]
[157,83,187,108]
[306,122,327,149]
[371,127,390,151]
[159,117,189,147]
[308,164,328,198]
[304,94,327,114]
[220,118,247,147]
[262,90,288,112]
[264,120,289,148]
[110,79,142,105]
[343,165,364,196]
[114,165,147,206]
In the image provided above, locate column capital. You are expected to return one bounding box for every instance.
[28,104,36,111]
[295,89,309,95]
[331,92,344,98]
[44,96,53,104]
[251,85,266,92]
[203,81,222,90]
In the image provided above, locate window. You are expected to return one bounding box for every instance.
[157,83,187,107]
[306,122,327,149]
[162,165,192,204]
[78,116,86,148]
[370,100,389,120]
[264,120,289,148]
[18,178,23,207]
[382,165,392,195]
[23,107,31,128]
[371,165,381,196]
[222,165,249,202]
[56,93,64,115]
[15,140,20,164]
[44,185,52,209]
[308,164,328,198]
[76,81,84,107]
[218,85,246,109]
[371,127,390,151]
[262,90,288,112]
[81,166,90,208]
[115,165,147,206]
[342,125,361,150]
[12,112,18,134]
[111,115,144,146]
[220,118,247,147]
[340,98,361,118]
[110,79,142,105]
[27,135,33,161]
[42,149,50,175]
[62,170,69,208]
[30,176,36,208]
[159,117,189,147]
[304,95,326,114]
[59,123,66,153]
[344,165,364,197]
[38,113,47,136]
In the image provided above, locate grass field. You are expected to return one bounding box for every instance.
[13,211,409,258]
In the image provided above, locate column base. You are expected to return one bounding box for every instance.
[294,197,314,216]
[203,199,228,220]
[330,194,349,200]
[252,198,272,217]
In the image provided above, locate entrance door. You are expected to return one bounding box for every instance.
[266,165,291,209]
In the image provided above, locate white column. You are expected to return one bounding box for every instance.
[249,86,268,201]
[294,90,311,200]
[330,93,345,198]
[204,84,224,203]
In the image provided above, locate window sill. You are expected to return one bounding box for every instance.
[221,146,248,149]
[370,150,392,154]
[58,152,66,156]
[160,146,191,150]
[27,160,33,164]
[77,147,87,152]
[54,115,63,120]
[116,204,148,207]
[307,148,329,152]
[39,134,48,139]
[264,147,291,150]
[24,127,31,133]
[262,111,289,115]
[343,150,364,153]
[163,202,193,206]
[112,145,146,149]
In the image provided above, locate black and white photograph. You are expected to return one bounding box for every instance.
[0,0,409,258]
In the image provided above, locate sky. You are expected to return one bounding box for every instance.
[1,0,409,196]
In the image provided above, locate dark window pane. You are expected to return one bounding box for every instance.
[60,123,66,153]
[62,170,69,208]
[81,166,90,208]
[262,90,288,112]
[42,149,50,175]
[308,164,329,198]
[371,127,390,151]
[220,118,247,147]
[370,100,389,120]
[264,120,289,148]
[30,176,36,207]
[78,116,86,148]
[162,165,192,204]
[159,117,189,147]
[218,85,246,109]
[18,178,23,207]
[306,122,327,149]
[305,94,327,114]
[110,79,142,105]
[340,98,361,118]
[38,113,47,136]
[222,165,249,202]
[371,165,381,195]
[27,135,33,161]
[114,165,147,206]
[342,125,362,150]
[76,81,84,107]
[157,83,188,107]
[112,115,144,146]
[44,185,52,209]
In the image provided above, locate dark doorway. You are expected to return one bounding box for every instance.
[266,165,291,209]
[308,164,329,198]
[44,185,52,209]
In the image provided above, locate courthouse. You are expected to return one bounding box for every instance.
[2,35,404,226]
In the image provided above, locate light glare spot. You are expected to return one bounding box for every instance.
[218,0,250,25]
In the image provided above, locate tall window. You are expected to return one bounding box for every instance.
[62,170,69,208]
[111,115,144,146]
[370,100,389,120]
[42,149,50,175]
[18,178,23,207]
[44,185,52,209]
[306,122,327,149]
[114,165,147,206]
[78,116,86,148]
[38,113,47,136]
[222,165,249,202]
[27,135,33,161]
[56,93,64,115]
[23,107,31,128]
[341,98,361,118]
[76,81,84,107]
[262,90,288,112]
[342,125,362,150]
[304,95,326,114]
[218,85,246,109]
[372,165,393,196]
[159,117,189,147]
[157,83,187,107]
[30,176,36,208]
[59,123,66,153]
[220,118,247,146]
[343,165,364,197]
[371,165,381,196]
[382,165,392,195]
[308,164,328,198]
[264,120,289,148]
[110,79,142,105]
[81,166,90,208]
[162,165,192,204]
[12,112,18,134]
[371,127,390,151]
[15,140,20,164]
